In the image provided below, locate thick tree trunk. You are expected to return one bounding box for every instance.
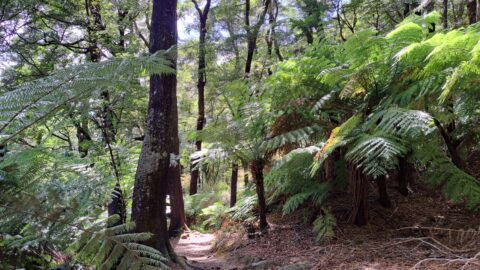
[169,164,185,236]
[131,0,178,257]
[190,0,211,196]
[468,0,477,24]
[250,158,268,232]
[348,164,369,226]
[230,163,238,207]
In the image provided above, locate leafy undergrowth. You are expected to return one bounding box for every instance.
[216,183,480,269]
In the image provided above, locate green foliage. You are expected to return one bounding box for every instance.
[266,146,330,215]
[312,208,336,242]
[200,202,229,230]
[229,194,257,222]
[72,215,169,270]
[0,51,174,143]
[345,134,408,177]
[414,142,480,210]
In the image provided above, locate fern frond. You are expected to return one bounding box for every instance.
[345,134,408,177]
[312,208,336,242]
[368,108,435,138]
[313,115,362,167]
[72,215,169,270]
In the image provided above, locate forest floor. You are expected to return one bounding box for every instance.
[177,182,480,270]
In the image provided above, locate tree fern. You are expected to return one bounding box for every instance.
[345,133,408,177]
[0,51,174,143]
[72,215,169,270]
[414,142,480,210]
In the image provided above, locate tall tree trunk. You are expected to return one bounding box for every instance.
[443,0,449,29]
[190,0,211,196]
[169,163,185,236]
[86,0,127,225]
[468,0,477,24]
[250,158,268,232]
[230,163,238,207]
[243,163,249,185]
[244,0,271,78]
[131,0,178,257]
[348,164,369,226]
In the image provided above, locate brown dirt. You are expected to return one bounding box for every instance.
[213,184,480,269]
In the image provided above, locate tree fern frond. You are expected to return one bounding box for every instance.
[368,108,435,138]
[345,134,408,177]
[261,125,322,153]
[72,215,169,270]
[312,208,336,242]
[313,115,362,168]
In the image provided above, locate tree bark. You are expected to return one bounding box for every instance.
[250,158,268,232]
[434,119,465,169]
[230,163,238,207]
[244,0,271,78]
[468,0,477,24]
[443,0,449,29]
[190,0,211,196]
[243,162,249,185]
[131,0,178,257]
[348,164,368,226]
[397,157,410,196]
[376,175,391,208]
[107,182,127,226]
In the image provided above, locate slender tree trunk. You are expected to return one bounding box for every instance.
[443,0,449,29]
[376,175,391,208]
[434,119,465,169]
[250,158,268,232]
[243,163,249,185]
[348,164,368,226]
[131,0,178,257]
[107,182,126,226]
[190,0,211,196]
[230,163,238,207]
[397,157,410,196]
[86,0,127,224]
[468,0,477,24]
[244,0,271,78]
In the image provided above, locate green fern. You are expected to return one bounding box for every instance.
[345,133,408,177]
[312,208,336,242]
[72,215,169,270]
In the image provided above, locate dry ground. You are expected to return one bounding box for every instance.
[175,182,480,270]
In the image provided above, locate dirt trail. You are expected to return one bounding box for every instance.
[173,231,227,270]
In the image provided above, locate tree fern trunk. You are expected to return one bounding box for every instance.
[397,156,411,196]
[348,164,368,226]
[132,0,178,258]
[250,158,268,232]
[376,175,391,208]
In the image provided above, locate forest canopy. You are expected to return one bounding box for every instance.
[1,0,480,269]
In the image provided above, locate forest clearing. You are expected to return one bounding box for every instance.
[1,0,480,269]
